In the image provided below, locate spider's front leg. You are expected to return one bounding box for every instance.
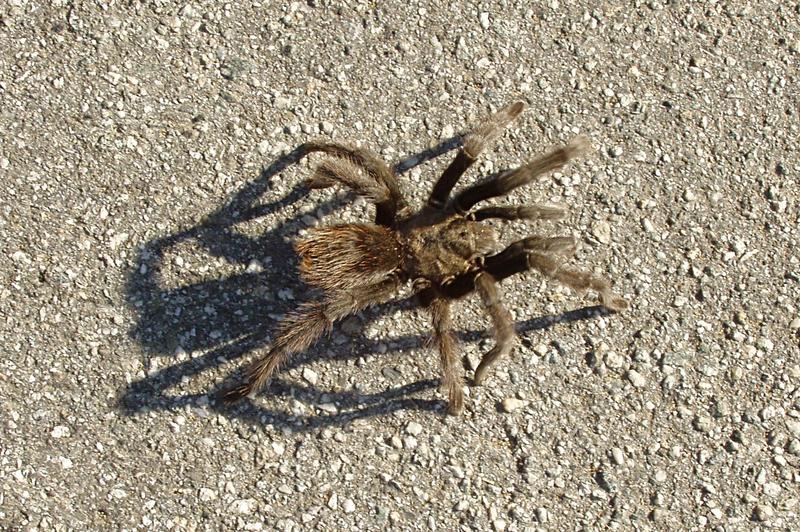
[219,277,400,403]
[468,203,568,222]
[427,101,524,210]
[452,136,590,213]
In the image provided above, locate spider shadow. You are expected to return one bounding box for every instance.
[120,138,610,431]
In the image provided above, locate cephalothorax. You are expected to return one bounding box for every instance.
[221,101,628,415]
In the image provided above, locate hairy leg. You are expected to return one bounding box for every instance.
[483,235,577,278]
[452,136,590,213]
[437,236,627,312]
[427,101,524,209]
[219,277,400,403]
[467,203,568,222]
[526,253,629,311]
[301,141,405,226]
[428,297,464,415]
[306,157,391,205]
[473,273,517,386]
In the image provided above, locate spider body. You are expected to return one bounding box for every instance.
[220,101,628,415]
[399,214,498,286]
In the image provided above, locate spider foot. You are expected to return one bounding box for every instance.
[600,290,629,312]
[217,384,251,405]
[445,390,465,416]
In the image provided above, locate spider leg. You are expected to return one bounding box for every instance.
[435,236,627,311]
[483,236,628,311]
[451,136,590,213]
[427,101,524,210]
[219,277,400,403]
[428,297,464,415]
[473,273,517,386]
[301,141,406,226]
[525,252,629,311]
[467,203,568,222]
[306,157,391,205]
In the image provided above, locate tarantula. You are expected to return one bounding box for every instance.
[220,101,628,415]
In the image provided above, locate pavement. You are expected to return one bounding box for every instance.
[1,1,798,530]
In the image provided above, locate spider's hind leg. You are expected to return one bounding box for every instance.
[301,141,406,226]
[527,252,629,311]
[306,157,391,205]
[219,277,401,404]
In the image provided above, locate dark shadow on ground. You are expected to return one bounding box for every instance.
[120,138,611,431]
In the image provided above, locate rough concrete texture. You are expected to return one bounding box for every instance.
[1,1,799,530]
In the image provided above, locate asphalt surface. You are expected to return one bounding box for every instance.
[1,1,799,531]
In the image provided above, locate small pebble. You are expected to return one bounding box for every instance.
[318,402,338,414]
[272,442,285,456]
[501,397,527,413]
[51,425,70,438]
[764,482,781,497]
[327,493,338,510]
[277,288,294,300]
[754,504,774,522]
[592,221,612,244]
[199,488,217,501]
[786,419,800,439]
[611,447,625,465]
[604,351,624,368]
[693,415,714,433]
[760,406,778,421]
[10,251,30,264]
[246,260,263,273]
[787,439,800,456]
[406,421,423,436]
[627,369,647,387]
[302,368,319,385]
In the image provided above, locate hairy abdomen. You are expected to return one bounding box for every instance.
[295,223,402,291]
